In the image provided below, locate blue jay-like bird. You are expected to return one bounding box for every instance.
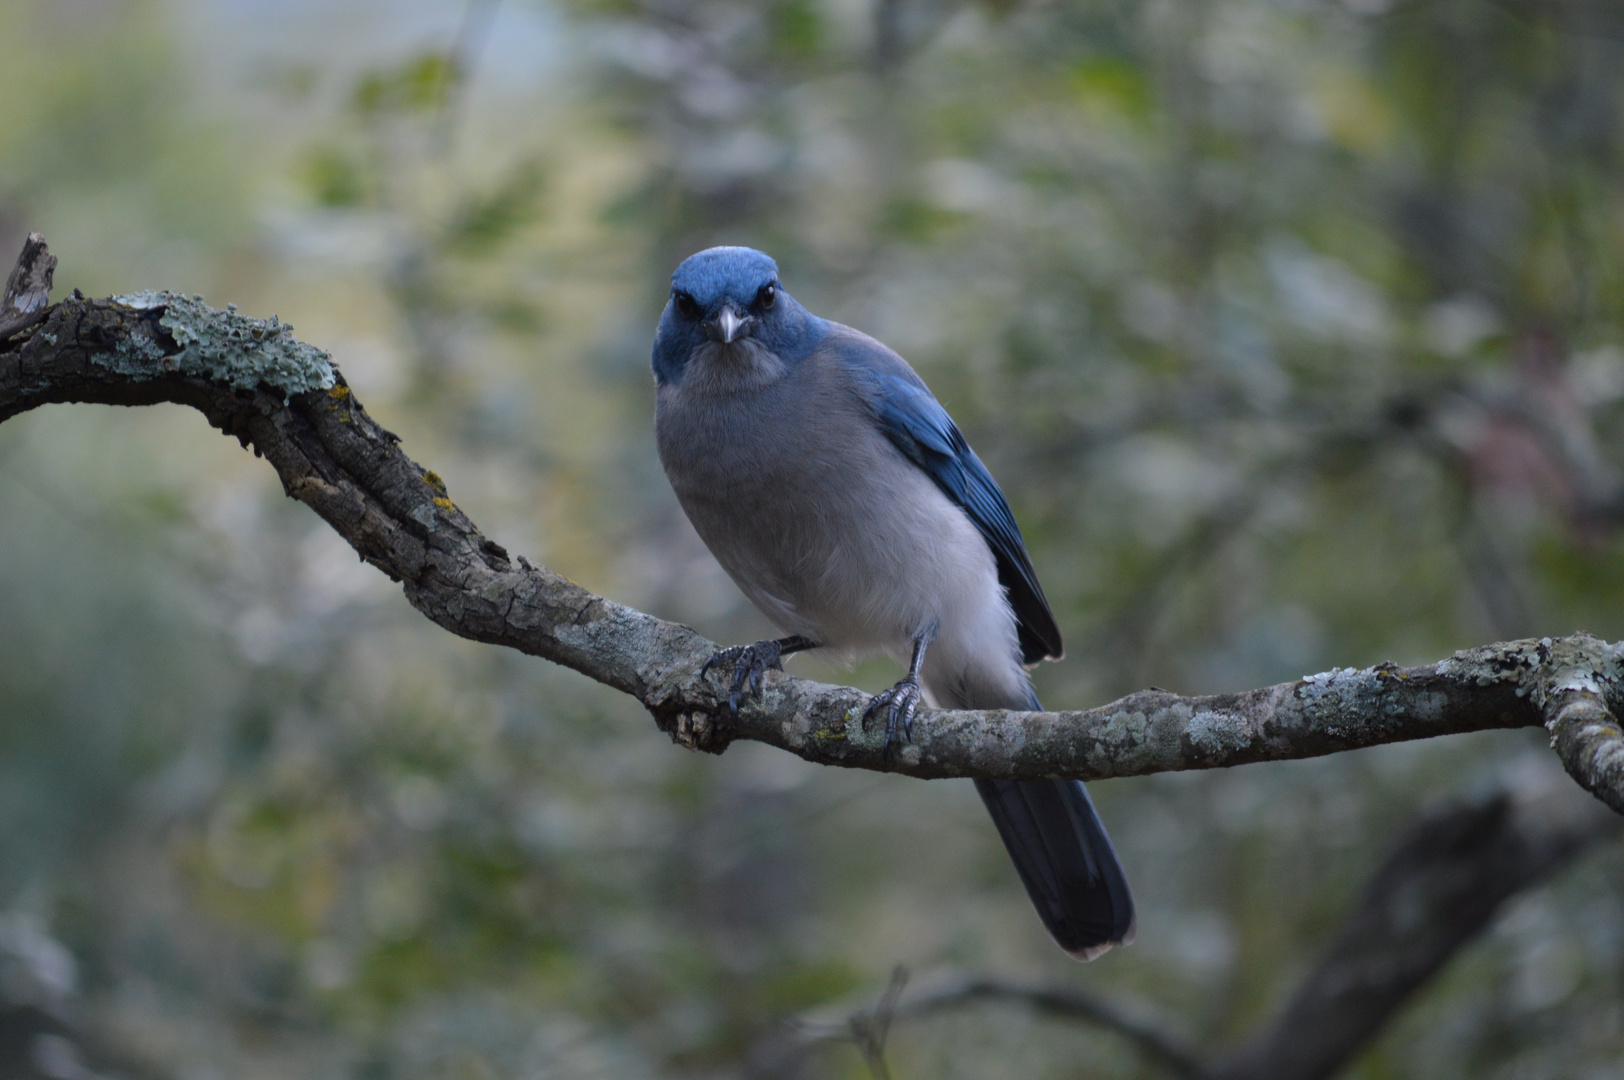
[652,246,1135,959]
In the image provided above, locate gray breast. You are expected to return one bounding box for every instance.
[655,345,999,655]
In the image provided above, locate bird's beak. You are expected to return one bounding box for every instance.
[716,304,750,344]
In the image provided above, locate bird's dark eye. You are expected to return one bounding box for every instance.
[673,292,700,319]
[757,282,777,311]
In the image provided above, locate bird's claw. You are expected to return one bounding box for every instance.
[862,676,923,768]
[701,639,785,713]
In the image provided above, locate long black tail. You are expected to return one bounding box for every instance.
[973,777,1135,960]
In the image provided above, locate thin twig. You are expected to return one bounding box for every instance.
[851,967,908,1080]
[744,970,1198,1078]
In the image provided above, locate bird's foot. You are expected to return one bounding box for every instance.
[701,639,785,713]
[862,675,924,768]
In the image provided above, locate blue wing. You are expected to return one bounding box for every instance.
[828,332,1063,665]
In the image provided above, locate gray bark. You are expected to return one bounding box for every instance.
[0,234,55,341]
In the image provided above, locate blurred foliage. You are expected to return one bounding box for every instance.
[1,0,1623,1078]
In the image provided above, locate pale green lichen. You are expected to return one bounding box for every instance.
[1087,708,1153,774]
[1435,640,1543,685]
[1186,709,1253,755]
[107,291,335,396]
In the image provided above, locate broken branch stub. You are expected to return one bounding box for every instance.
[0,233,57,341]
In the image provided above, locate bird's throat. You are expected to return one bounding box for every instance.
[686,338,788,394]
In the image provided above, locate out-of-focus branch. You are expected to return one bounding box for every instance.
[1201,782,1621,1080]
[891,977,1197,1076]
[0,240,1622,808]
[909,980,1201,1071]
[743,969,1198,1079]
[758,782,1617,1080]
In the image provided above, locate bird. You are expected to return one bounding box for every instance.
[651,245,1135,960]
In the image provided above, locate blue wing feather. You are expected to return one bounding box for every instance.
[827,333,1063,665]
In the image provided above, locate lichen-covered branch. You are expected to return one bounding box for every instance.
[1538,635,1624,815]
[0,250,1622,807]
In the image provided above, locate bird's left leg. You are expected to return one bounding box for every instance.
[862,628,936,768]
[702,635,818,713]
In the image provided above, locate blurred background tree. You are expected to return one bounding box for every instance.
[0,0,1622,1077]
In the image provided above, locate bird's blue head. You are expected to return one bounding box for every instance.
[651,246,824,386]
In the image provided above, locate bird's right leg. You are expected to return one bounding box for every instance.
[702,635,818,713]
[861,629,935,768]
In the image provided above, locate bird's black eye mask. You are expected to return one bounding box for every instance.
[755,282,777,312]
[673,291,700,319]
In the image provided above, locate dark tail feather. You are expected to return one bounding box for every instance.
[974,777,1136,960]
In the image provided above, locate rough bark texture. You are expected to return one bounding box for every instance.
[1539,635,1624,815]
[0,284,1621,811]
[0,235,56,341]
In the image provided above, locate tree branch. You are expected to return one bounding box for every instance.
[0,249,1621,806]
[743,969,1199,1079]
[1540,637,1624,815]
[1201,782,1621,1080]
[747,781,1619,1080]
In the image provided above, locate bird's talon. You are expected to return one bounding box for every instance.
[862,676,923,768]
[702,639,785,714]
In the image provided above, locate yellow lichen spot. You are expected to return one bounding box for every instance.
[423,471,448,495]
[328,385,351,400]
[432,497,454,511]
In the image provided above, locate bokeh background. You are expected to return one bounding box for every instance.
[2,0,1623,1076]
